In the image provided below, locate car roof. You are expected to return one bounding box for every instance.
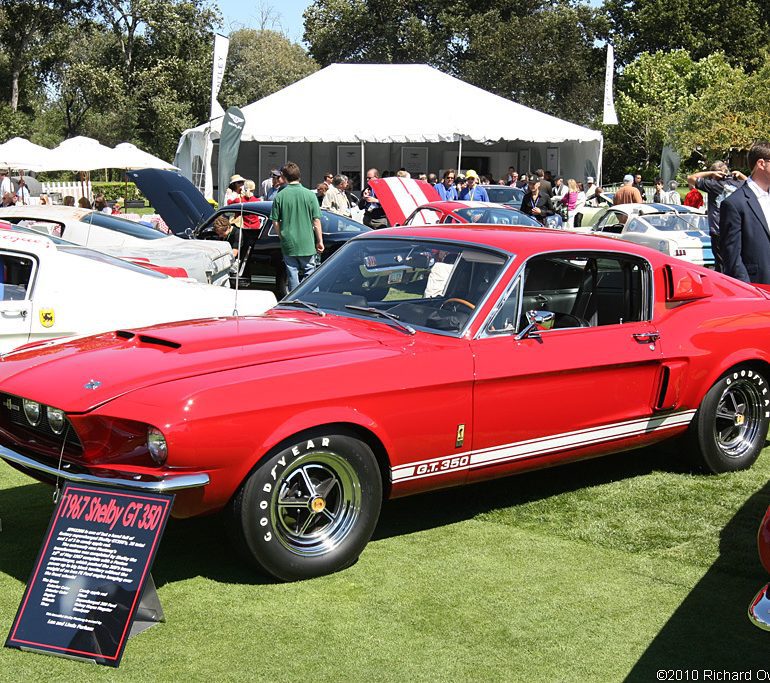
[0,205,95,222]
[363,224,669,261]
[611,203,699,215]
[213,201,273,214]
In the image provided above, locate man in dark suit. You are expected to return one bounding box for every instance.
[720,141,770,284]
[520,178,555,226]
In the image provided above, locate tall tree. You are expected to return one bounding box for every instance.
[218,29,318,109]
[303,0,607,125]
[603,0,769,71]
[0,0,92,111]
[677,54,770,164]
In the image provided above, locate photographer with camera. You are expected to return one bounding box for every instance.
[688,161,746,272]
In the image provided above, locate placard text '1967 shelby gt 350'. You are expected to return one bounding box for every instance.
[1,225,769,580]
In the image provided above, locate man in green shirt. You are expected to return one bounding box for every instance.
[269,162,324,293]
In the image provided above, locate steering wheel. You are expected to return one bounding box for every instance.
[553,312,590,328]
[441,298,476,312]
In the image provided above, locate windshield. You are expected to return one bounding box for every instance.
[84,211,167,240]
[285,237,509,335]
[484,186,525,205]
[678,214,710,232]
[320,211,371,235]
[636,214,702,232]
[453,207,539,226]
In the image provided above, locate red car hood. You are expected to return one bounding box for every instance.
[0,316,382,413]
[369,177,440,225]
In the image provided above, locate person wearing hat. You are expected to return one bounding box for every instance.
[584,176,597,199]
[458,170,489,202]
[111,197,125,215]
[261,169,283,200]
[613,174,643,205]
[226,174,246,205]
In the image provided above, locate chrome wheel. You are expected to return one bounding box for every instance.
[714,376,764,458]
[271,452,362,557]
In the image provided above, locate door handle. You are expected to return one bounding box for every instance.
[633,332,659,343]
[534,294,548,305]
[1,309,27,319]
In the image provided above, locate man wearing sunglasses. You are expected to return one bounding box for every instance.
[721,141,770,284]
[436,169,458,201]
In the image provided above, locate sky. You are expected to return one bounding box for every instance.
[214,0,314,44]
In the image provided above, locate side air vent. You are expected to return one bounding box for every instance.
[114,330,180,349]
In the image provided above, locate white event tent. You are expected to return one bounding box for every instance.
[176,63,603,198]
[0,137,54,172]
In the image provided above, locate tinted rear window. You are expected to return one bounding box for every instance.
[84,212,166,240]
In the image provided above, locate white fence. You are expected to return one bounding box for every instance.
[40,181,93,204]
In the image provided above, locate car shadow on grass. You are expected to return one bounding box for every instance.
[625,479,770,678]
[374,442,687,541]
[0,444,684,591]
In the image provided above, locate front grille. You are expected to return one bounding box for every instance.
[0,393,83,452]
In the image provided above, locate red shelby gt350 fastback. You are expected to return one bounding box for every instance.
[1,225,769,581]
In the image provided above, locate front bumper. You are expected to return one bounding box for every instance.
[0,445,209,493]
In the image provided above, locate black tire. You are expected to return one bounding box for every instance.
[688,366,770,473]
[229,431,382,581]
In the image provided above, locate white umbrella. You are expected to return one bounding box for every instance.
[42,136,120,171]
[112,142,178,170]
[0,137,53,172]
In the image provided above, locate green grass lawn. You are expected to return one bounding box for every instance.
[2,441,769,681]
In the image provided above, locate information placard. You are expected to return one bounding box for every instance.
[5,483,173,667]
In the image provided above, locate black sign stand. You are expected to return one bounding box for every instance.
[129,574,164,639]
[5,482,174,667]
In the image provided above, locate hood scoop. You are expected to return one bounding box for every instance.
[115,330,182,350]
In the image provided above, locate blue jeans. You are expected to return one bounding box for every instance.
[284,254,317,292]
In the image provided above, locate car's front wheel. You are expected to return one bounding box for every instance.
[229,431,382,581]
[688,366,770,473]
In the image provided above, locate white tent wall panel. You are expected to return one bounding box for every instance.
[202,139,602,201]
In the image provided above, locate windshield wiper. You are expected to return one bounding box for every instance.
[344,305,416,335]
[276,300,326,316]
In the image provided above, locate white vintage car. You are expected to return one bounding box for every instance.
[592,209,713,268]
[0,205,234,286]
[0,226,276,354]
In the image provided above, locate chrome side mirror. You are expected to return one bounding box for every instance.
[749,583,770,631]
[515,310,555,340]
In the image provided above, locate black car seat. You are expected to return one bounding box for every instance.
[570,259,599,326]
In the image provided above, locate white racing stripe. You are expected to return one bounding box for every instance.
[391,410,696,483]
[387,178,424,218]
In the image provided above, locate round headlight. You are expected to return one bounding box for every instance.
[23,399,41,426]
[147,427,168,465]
[46,407,66,435]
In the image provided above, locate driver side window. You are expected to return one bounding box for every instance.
[486,252,650,335]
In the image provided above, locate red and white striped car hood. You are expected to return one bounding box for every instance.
[369,177,440,226]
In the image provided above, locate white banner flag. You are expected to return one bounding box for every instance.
[603,44,618,126]
[210,34,229,120]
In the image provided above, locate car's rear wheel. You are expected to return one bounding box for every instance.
[688,366,770,473]
[229,431,382,581]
